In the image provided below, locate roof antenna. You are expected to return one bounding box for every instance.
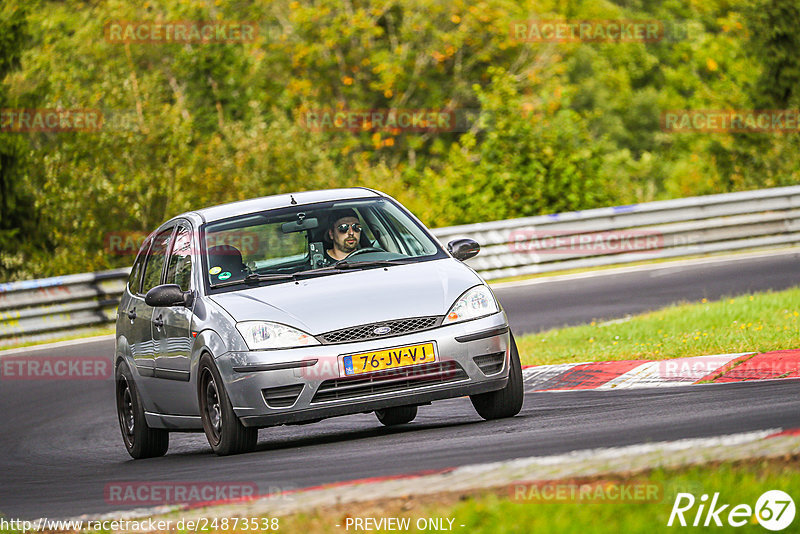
[290,194,297,205]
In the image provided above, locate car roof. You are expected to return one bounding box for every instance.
[177,187,383,224]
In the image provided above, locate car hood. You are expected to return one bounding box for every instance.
[208,258,484,334]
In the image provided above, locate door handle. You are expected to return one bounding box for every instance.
[127,309,137,321]
[153,315,164,328]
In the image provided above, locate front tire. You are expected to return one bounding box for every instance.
[198,354,258,456]
[115,362,169,459]
[470,333,524,420]
[375,405,417,426]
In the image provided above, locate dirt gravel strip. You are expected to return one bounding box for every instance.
[66,428,800,524]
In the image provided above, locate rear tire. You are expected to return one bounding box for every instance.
[198,354,258,456]
[470,333,524,420]
[115,362,169,459]
[375,405,418,426]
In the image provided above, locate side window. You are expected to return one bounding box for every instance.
[141,228,174,294]
[127,238,151,295]
[382,209,436,256]
[166,225,192,291]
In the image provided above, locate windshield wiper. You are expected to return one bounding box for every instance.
[211,260,408,288]
[331,259,408,269]
[211,273,295,288]
[212,269,350,288]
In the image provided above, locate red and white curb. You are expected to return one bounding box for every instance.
[522,349,800,392]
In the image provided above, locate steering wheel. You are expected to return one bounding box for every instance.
[346,247,384,258]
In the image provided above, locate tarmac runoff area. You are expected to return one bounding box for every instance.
[62,349,800,524]
[70,427,800,524]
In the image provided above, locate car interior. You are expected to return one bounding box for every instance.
[207,244,249,282]
[204,203,437,284]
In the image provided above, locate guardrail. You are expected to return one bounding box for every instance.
[432,185,800,279]
[2,185,799,345]
[0,269,129,344]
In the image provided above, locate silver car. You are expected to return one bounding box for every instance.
[114,188,523,457]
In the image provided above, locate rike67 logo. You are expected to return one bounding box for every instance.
[668,490,795,531]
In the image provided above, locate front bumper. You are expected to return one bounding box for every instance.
[214,313,511,428]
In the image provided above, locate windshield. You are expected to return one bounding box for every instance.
[202,197,444,288]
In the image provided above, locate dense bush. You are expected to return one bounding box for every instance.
[0,0,797,280]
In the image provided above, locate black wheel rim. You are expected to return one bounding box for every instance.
[118,376,135,446]
[203,370,222,443]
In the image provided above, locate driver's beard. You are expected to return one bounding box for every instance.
[337,239,358,254]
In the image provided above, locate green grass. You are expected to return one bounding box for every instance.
[253,458,800,534]
[430,460,799,534]
[2,459,797,533]
[515,287,800,366]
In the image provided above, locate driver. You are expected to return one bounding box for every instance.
[325,209,362,263]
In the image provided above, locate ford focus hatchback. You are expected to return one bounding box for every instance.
[114,188,522,457]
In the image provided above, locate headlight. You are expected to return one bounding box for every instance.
[443,285,500,325]
[235,321,320,350]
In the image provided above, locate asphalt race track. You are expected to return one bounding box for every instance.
[494,250,800,334]
[1,252,798,519]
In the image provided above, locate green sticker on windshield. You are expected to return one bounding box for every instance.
[209,266,222,275]
[218,271,231,280]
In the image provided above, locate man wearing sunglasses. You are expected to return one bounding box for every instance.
[325,208,362,262]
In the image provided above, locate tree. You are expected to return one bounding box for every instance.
[747,0,800,108]
[0,3,37,280]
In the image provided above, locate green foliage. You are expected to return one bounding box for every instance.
[0,3,37,282]
[422,69,618,224]
[747,0,800,108]
[0,0,798,281]
[516,287,800,366]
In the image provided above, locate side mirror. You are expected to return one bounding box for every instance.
[145,284,193,308]
[447,238,480,261]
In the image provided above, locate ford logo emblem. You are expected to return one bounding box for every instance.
[373,326,392,335]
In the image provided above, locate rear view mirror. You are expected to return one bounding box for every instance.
[281,213,319,233]
[447,238,480,261]
[145,284,193,307]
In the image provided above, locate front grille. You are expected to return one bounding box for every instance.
[473,351,506,375]
[318,316,442,345]
[311,361,468,403]
[262,384,304,408]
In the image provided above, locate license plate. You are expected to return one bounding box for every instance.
[342,342,437,376]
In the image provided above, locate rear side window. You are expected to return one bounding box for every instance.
[141,228,174,294]
[166,225,192,291]
[127,238,151,295]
